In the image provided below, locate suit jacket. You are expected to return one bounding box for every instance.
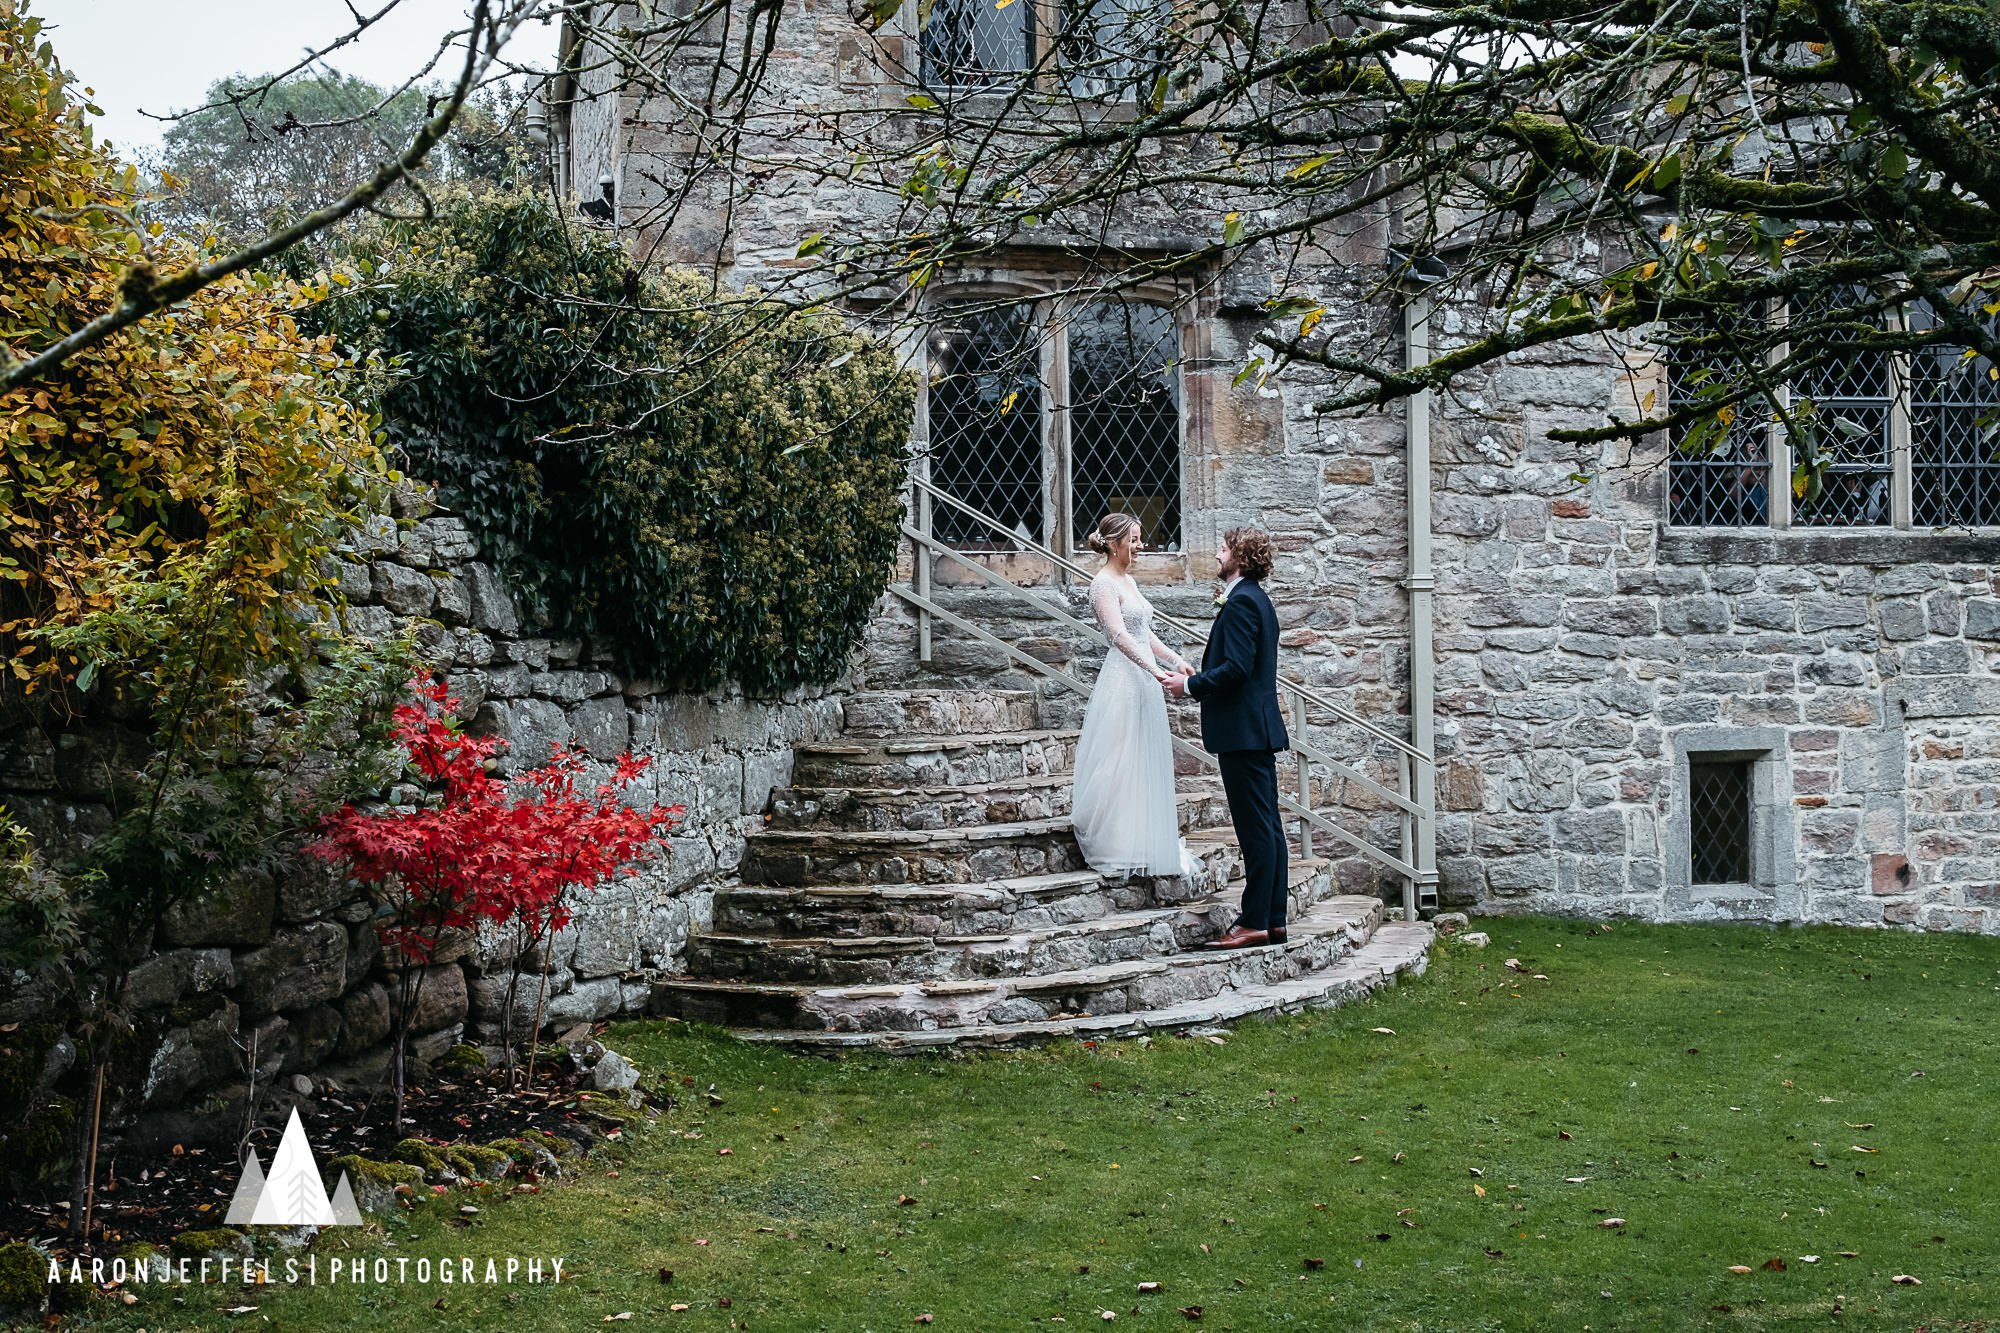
[1187,577,1289,754]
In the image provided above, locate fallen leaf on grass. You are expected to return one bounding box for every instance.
[1303,1258,1325,1270]
[1564,1177,1591,1184]
[1178,1307,1203,1321]
[1392,1152,1406,1163]
[1600,1218,1626,1229]
[1206,1035,1227,1045]
[222,1308,259,1317]
[1839,1251,1860,1258]
[1101,1310,1118,1321]
[1893,1274,1922,1285]
[1800,1255,1820,1264]
[717,1148,733,1156]
[1371,1027,1395,1035]
[1727,1266,1752,1274]
[1347,1155,1363,1164]
[1845,1122,1874,1130]
[1138,1282,1162,1293]
[1473,1184,1486,1197]
[1468,1167,1484,1177]
[603,1313,634,1322]
[898,1194,917,1206]
[1504,958,1523,971]
[658,1269,674,1284]
[670,1305,690,1313]
[693,1239,711,1246]
[915,1316,934,1325]
[1850,1145,1879,1154]
[1761,1257,1786,1272]
[1558,1130,1573,1141]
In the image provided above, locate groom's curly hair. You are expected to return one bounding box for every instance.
[1223,526,1274,581]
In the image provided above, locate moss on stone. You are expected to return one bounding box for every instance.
[576,1089,646,1125]
[327,1154,423,1188]
[440,1043,487,1074]
[0,1241,45,1312]
[485,1136,542,1164]
[168,1228,247,1259]
[447,1144,510,1179]
[390,1138,450,1174]
[517,1127,572,1157]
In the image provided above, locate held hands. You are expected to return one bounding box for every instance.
[1162,672,1191,699]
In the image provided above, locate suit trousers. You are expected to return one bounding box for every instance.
[1217,749,1288,930]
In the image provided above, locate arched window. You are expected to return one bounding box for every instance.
[923,293,1185,554]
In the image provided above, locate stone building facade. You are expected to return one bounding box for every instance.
[554,0,2000,934]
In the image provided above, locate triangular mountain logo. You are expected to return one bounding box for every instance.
[223,1108,361,1227]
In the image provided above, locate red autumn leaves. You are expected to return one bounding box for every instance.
[311,674,683,962]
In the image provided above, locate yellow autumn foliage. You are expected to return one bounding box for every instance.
[0,0,388,693]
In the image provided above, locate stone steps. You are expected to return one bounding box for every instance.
[691,859,1341,986]
[841,689,1043,738]
[768,774,1232,834]
[651,894,1394,1033]
[686,900,1240,986]
[653,682,1428,1051]
[741,816,1246,889]
[790,730,1078,789]
[713,858,1331,940]
[716,922,1436,1051]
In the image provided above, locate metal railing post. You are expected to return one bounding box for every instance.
[1399,751,1417,922]
[915,458,932,664]
[1290,693,1312,861]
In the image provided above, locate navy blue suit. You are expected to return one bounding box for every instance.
[1186,579,1291,930]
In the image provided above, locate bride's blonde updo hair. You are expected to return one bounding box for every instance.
[1086,512,1140,556]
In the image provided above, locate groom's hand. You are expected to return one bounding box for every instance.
[1163,673,1190,699]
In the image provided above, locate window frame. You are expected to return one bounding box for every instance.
[1666,728,1799,920]
[1659,299,2000,532]
[893,0,1164,104]
[915,281,1193,581]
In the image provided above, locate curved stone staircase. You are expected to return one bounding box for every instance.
[649,689,1433,1049]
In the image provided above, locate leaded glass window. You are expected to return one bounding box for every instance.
[922,293,1185,555]
[927,303,1045,546]
[1790,287,1893,527]
[920,0,1033,90]
[1060,0,1166,98]
[1908,301,2000,528]
[1067,300,1182,551]
[1688,758,1752,886]
[1666,310,1771,527]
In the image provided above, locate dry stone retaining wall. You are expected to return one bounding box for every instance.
[0,489,842,1148]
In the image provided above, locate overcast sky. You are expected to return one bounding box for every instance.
[35,0,557,158]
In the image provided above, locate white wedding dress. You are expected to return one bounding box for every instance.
[1070,572,1195,877]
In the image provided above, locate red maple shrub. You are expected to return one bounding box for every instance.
[311,675,681,1125]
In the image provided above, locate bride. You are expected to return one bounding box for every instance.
[1070,513,1196,876]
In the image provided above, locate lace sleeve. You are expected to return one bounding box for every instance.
[1092,576,1159,672]
[1147,627,1189,672]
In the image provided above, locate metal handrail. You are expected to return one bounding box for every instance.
[912,476,1429,765]
[898,476,1438,916]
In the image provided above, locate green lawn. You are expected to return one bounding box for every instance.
[77,918,2000,1331]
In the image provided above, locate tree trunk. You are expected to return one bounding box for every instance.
[523,949,555,1090]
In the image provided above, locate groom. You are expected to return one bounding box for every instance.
[1165,527,1291,949]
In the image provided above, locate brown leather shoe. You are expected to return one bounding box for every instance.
[1203,925,1270,950]
[1266,927,1288,945]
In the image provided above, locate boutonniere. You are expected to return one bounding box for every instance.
[1211,585,1227,609]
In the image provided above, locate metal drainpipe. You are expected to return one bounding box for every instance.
[1403,295,1440,917]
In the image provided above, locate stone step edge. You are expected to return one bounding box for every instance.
[748,815,1076,847]
[794,729,1080,756]
[778,774,1227,801]
[721,922,1436,1050]
[658,895,1383,1006]
[716,856,1328,909]
[694,899,1239,955]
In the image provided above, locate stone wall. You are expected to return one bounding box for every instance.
[0,491,843,1149]
[566,0,2000,936]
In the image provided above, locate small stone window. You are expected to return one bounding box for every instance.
[1687,757,1752,885]
[1668,728,1798,919]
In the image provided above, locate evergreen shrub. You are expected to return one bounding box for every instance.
[329,193,914,693]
